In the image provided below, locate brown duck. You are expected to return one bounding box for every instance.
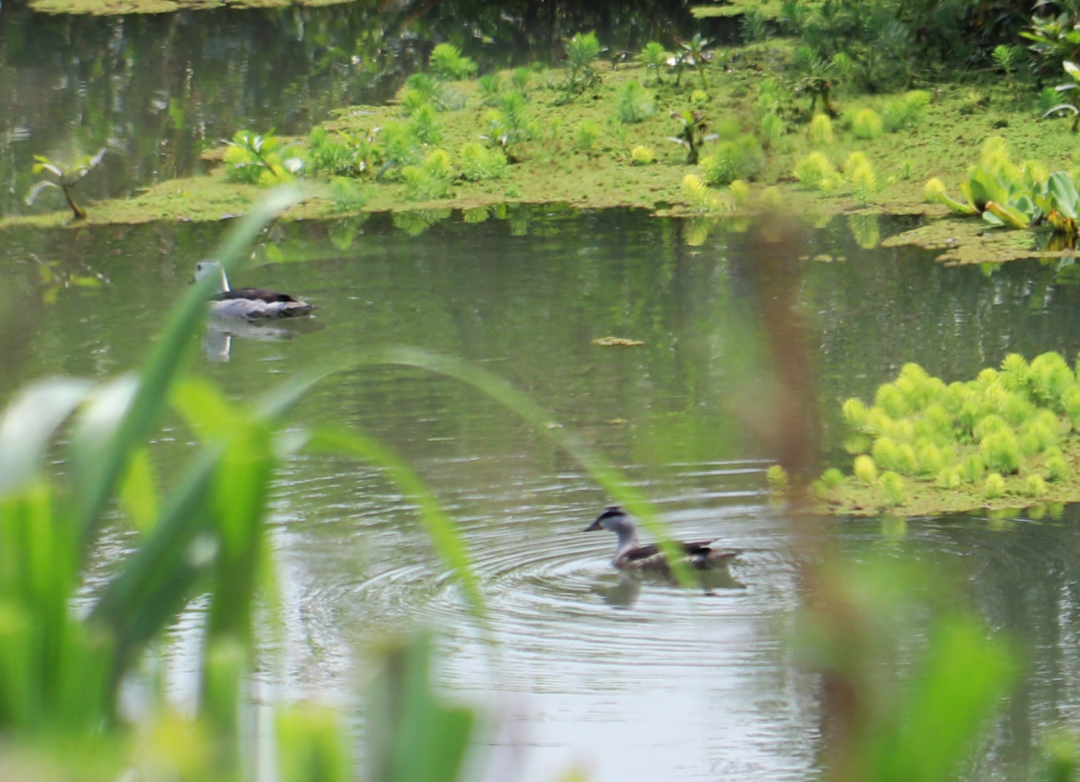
[584,505,740,573]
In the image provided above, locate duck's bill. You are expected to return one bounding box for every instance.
[584,519,603,532]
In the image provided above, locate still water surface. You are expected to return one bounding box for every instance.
[5,210,1080,780]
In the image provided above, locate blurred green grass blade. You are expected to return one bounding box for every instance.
[205,424,274,644]
[368,635,475,782]
[89,447,222,673]
[871,616,1018,782]
[118,448,159,533]
[277,705,353,782]
[0,378,92,497]
[70,189,303,549]
[357,347,694,586]
[304,427,485,619]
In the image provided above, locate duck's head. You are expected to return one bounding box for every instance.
[584,505,634,534]
[193,260,230,292]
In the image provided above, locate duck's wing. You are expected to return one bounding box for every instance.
[217,287,303,304]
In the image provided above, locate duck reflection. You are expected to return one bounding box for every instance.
[201,318,325,362]
[592,565,745,609]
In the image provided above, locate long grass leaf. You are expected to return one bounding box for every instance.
[70,189,303,550]
[89,446,223,678]
[0,378,92,497]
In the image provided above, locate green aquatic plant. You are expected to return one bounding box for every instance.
[615,81,655,123]
[458,143,508,181]
[510,67,532,93]
[676,33,713,90]
[853,454,878,485]
[408,103,444,145]
[681,174,725,212]
[429,42,477,80]
[564,31,603,95]
[638,41,670,84]
[823,352,1080,513]
[668,109,715,165]
[993,45,1025,99]
[742,8,769,43]
[700,134,765,186]
[326,177,372,211]
[881,471,906,506]
[307,128,373,177]
[630,145,656,165]
[794,76,836,117]
[222,130,301,186]
[26,148,107,221]
[1043,60,1080,131]
[852,108,884,139]
[484,92,538,149]
[759,112,785,149]
[477,74,502,106]
[400,150,455,201]
[379,121,424,172]
[984,472,1007,499]
[767,464,791,492]
[845,152,880,206]
[403,73,465,112]
[793,151,837,189]
[729,179,750,207]
[882,90,931,132]
[809,113,834,147]
[574,119,603,152]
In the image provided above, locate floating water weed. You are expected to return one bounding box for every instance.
[760,113,785,148]
[729,179,750,207]
[881,471,905,506]
[408,103,443,145]
[564,31,602,94]
[793,152,835,188]
[575,119,603,152]
[700,136,765,186]
[980,429,1022,474]
[767,465,790,492]
[854,455,878,485]
[846,154,879,205]
[638,42,670,84]
[630,146,656,165]
[822,468,845,489]
[852,108,884,139]
[616,81,656,123]
[809,114,834,147]
[429,43,477,80]
[760,187,782,210]
[487,92,537,147]
[511,67,531,93]
[958,454,986,484]
[1026,474,1048,498]
[1046,449,1068,481]
[882,90,930,132]
[682,174,722,212]
[477,74,502,106]
[458,143,508,181]
[400,150,454,201]
[326,178,372,211]
[984,473,1007,499]
[935,468,961,489]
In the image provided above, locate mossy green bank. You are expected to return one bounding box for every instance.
[10,33,1080,266]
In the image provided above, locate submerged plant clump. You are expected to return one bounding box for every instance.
[803,353,1080,516]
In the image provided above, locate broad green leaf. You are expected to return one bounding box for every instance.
[171,377,243,438]
[367,635,475,782]
[1065,60,1080,82]
[89,447,222,672]
[69,374,139,521]
[0,378,92,497]
[869,617,1017,782]
[277,705,352,782]
[118,449,159,533]
[984,201,1030,229]
[1046,171,1079,219]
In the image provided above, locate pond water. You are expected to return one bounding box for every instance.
[6,208,1080,780]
